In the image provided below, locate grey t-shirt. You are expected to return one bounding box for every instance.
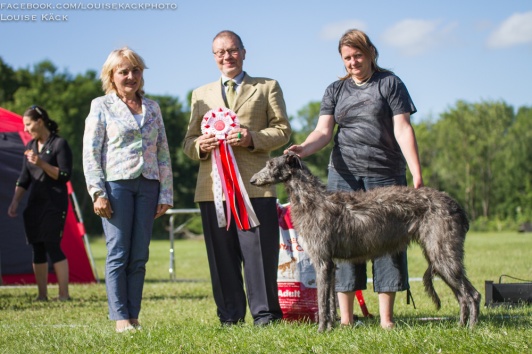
[320,71,416,177]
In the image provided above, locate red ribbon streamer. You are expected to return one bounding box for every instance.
[218,140,251,230]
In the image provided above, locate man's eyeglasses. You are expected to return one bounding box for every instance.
[213,48,241,58]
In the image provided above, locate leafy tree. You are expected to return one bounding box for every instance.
[409,120,441,189]
[147,94,199,237]
[495,106,532,224]
[147,94,195,208]
[0,57,18,104]
[432,100,514,221]
[288,101,333,180]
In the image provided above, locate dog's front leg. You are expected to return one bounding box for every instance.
[316,259,336,332]
[326,260,337,331]
[315,259,331,332]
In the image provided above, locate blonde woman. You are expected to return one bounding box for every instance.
[83,47,173,332]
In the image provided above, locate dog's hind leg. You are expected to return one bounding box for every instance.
[462,278,481,327]
[425,244,479,327]
[423,264,441,310]
[445,277,479,327]
[470,287,481,327]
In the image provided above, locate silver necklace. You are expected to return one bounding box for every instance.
[354,72,374,86]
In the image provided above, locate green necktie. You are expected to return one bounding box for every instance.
[226,80,236,109]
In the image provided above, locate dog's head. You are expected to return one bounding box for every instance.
[250,152,304,186]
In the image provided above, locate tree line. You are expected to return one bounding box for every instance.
[1,58,530,235]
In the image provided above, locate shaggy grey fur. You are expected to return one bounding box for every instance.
[251,152,481,332]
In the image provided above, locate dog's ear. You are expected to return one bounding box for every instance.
[285,151,303,168]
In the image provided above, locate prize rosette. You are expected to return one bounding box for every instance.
[201,107,259,231]
[201,107,239,139]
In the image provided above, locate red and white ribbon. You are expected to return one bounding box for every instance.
[201,107,259,230]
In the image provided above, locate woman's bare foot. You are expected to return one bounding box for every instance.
[116,319,135,333]
[381,321,395,329]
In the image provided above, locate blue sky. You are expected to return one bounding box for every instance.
[1,0,531,123]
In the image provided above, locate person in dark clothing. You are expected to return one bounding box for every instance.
[287,29,423,329]
[8,105,72,301]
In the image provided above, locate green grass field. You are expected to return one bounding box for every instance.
[1,232,531,353]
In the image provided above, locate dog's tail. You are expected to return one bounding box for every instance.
[423,265,441,310]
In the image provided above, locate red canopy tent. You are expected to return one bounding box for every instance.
[0,107,97,284]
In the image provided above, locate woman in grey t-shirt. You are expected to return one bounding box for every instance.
[287,29,424,329]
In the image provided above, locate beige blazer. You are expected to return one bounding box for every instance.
[184,73,291,202]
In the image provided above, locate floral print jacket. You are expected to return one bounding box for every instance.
[83,93,173,206]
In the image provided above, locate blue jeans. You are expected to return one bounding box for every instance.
[327,169,409,293]
[102,176,160,320]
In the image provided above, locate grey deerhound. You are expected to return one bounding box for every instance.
[250,152,481,332]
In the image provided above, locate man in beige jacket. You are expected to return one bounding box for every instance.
[184,30,291,326]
